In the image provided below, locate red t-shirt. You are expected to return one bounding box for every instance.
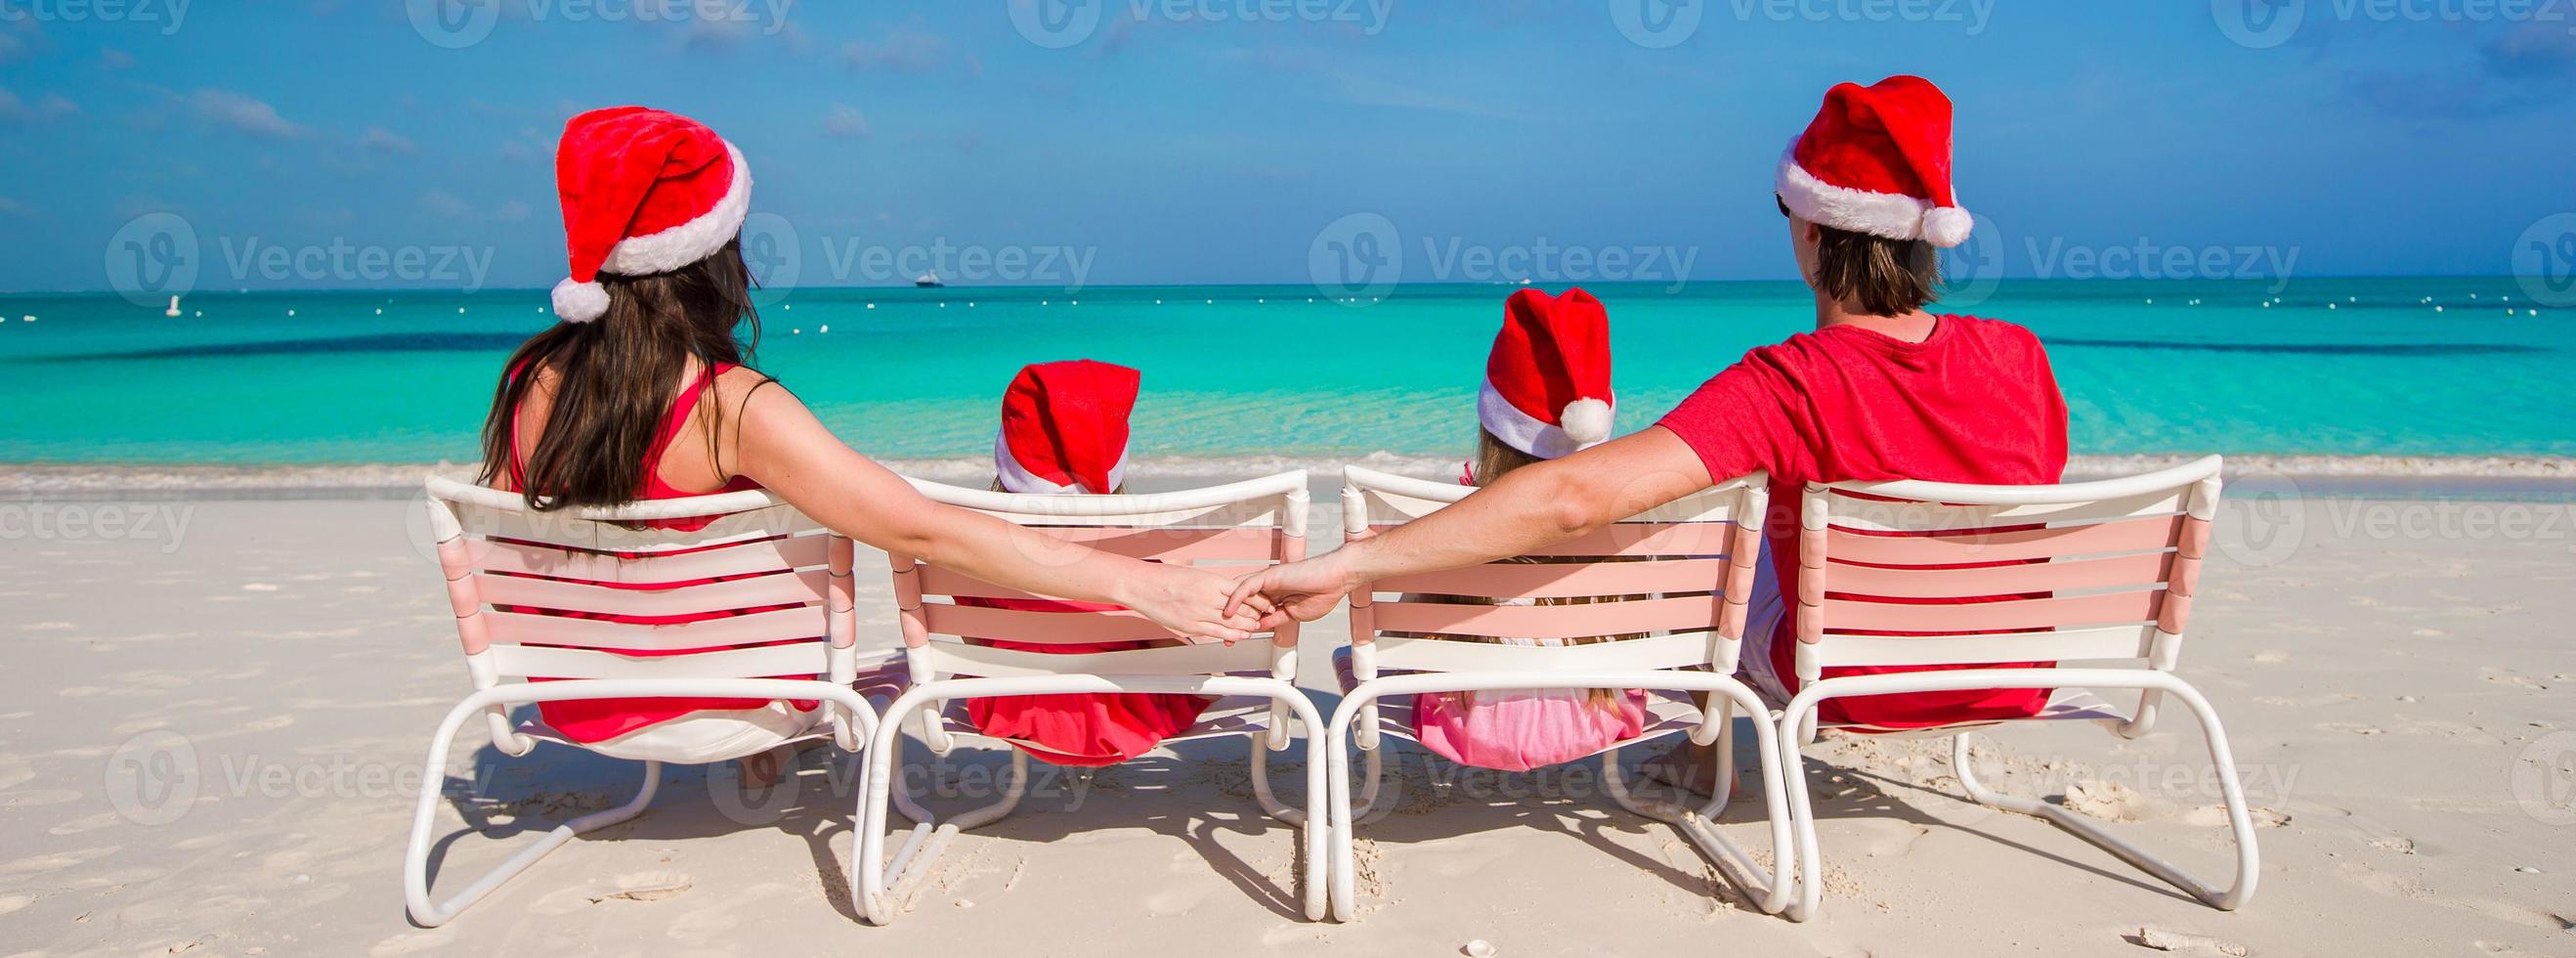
[1654,315,2070,729]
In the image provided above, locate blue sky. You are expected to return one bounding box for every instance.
[2,1,2573,292]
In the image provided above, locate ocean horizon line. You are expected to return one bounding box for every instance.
[0,275,2549,298]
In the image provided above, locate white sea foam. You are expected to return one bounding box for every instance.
[3,453,2572,500]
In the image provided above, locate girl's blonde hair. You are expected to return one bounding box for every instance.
[1456,428,1637,705]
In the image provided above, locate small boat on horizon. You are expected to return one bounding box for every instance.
[915,271,944,288]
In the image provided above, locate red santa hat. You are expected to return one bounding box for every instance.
[549,107,753,323]
[1480,287,1613,460]
[1775,75,1972,249]
[995,360,1140,495]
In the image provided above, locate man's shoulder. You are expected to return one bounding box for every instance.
[1938,313,2050,357]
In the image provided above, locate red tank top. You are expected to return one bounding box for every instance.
[505,363,814,743]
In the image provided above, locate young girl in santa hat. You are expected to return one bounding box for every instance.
[1395,287,1652,773]
[958,360,1215,766]
[485,108,1266,785]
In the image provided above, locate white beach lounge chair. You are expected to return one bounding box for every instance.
[1326,466,1796,921]
[405,478,906,927]
[1775,455,2258,919]
[855,472,1328,923]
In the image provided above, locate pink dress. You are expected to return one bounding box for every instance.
[961,596,1214,767]
[501,364,818,749]
[1409,598,1650,773]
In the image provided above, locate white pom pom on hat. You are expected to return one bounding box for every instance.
[1559,398,1613,445]
[551,278,611,324]
[1920,206,1973,248]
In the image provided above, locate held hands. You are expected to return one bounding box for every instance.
[1224,545,1364,629]
[1123,562,1276,644]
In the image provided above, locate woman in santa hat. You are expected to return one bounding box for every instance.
[480,108,1267,783]
[959,360,1217,767]
[1392,287,1653,773]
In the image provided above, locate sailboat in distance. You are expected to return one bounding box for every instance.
[915,270,944,288]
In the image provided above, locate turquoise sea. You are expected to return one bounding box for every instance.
[0,279,2568,466]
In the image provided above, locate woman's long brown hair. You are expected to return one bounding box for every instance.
[476,240,764,509]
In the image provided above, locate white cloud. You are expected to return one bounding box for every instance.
[359,126,418,154]
[189,89,307,139]
[823,104,870,138]
[101,47,137,69]
[0,196,31,217]
[842,21,946,72]
[0,88,76,122]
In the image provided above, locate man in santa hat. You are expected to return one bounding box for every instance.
[1229,75,2071,797]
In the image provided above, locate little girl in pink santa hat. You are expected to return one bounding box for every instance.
[962,360,1216,766]
[1396,288,1651,772]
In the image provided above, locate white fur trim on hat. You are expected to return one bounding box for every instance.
[993,433,1129,496]
[1479,379,1611,460]
[1775,138,1972,247]
[552,278,611,323]
[599,141,753,277]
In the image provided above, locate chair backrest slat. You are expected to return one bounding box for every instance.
[482,605,823,652]
[1821,515,2180,566]
[457,501,816,553]
[930,638,1278,679]
[1373,556,1733,598]
[474,568,831,618]
[982,525,1287,563]
[465,534,832,585]
[1799,456,2221,676]
[1369,594,1729,642]
[1816,589,2163,634]
[1364,631,1725,673]
[1821,487,2186,532]
[1803,624,2160,670]
[488,642,832,680]
[1824,550,2172,599]
[1344,466,1768,675]
[1366,520,1741,558]
[919,603,1182,645]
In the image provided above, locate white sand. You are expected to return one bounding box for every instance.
[1,490,2571,956]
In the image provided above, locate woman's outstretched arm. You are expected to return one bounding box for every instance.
[1227,426,1712,625]
[730,381,1268,641]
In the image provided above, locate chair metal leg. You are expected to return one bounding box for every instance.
[404,696,661,928]
[859,686,1025,925]
[1950,694,2259,908]
[1777,670,2259,922]
[1250,736,1305,826]
[1601,682,1795,916]
[1324,695,1363,923]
